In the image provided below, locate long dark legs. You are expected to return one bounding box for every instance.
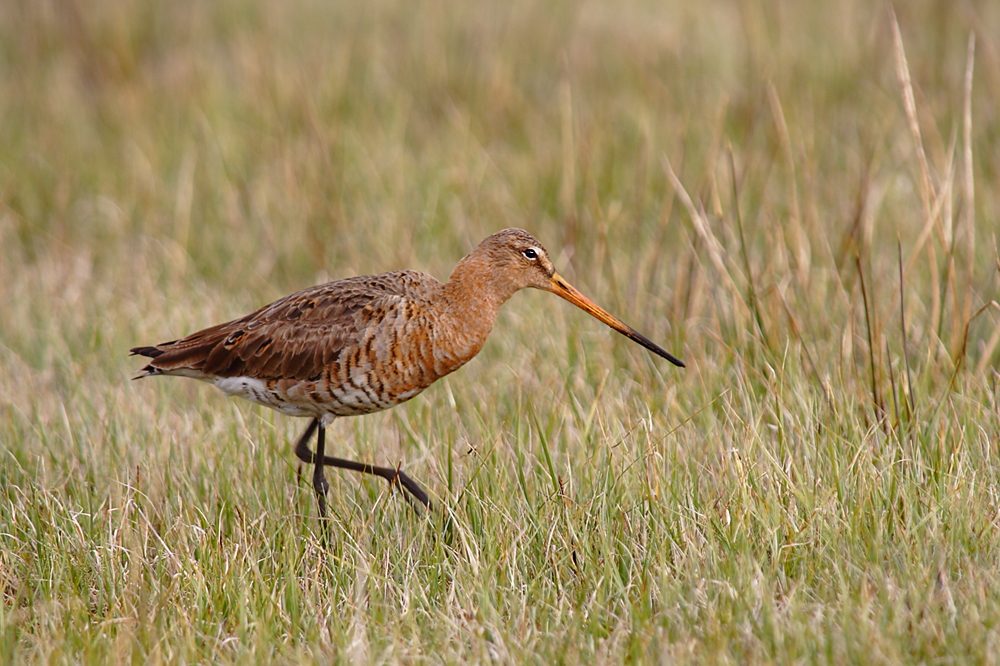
[294,418,431,514]
[311,422,331,518]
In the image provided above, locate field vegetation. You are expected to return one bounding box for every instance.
[2,0,1000,663]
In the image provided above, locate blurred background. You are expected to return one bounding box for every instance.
[2,0,1000,662]
[2,1,998,362]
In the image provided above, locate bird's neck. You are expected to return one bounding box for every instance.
[434,253,519,360]
[443,252,520,314]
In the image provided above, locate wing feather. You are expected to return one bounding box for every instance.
[131,271,440,381]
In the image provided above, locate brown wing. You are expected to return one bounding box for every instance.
[131,270,440,381]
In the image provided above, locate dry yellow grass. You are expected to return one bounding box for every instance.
[2,0,1000,663]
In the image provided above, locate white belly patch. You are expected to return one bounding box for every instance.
[212,376,315,417]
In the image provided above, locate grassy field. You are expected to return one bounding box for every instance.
[3,0,1000,663]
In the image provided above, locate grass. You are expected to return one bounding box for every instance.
[2,0,1000,663]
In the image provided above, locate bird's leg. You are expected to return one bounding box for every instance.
[293,418,319,481]
[293,418,320,463]
[292,418,431,511]
[293,418,329,518]
[316,456,431,511]
[312,424,331,519]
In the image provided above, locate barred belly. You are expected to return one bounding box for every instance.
[212,375,425,418]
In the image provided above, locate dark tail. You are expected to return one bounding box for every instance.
[130,346,165,358]
[130,346,167,378]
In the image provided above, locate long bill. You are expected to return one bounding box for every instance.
[546,273,685,368]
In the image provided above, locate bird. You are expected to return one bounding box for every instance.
[131,228,684,516]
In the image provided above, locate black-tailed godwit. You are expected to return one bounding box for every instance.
[131,229,684,515]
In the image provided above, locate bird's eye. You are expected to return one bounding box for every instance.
[522,248,538,260]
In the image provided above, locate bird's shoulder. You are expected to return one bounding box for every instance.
[256,270,441,325]
[140,270,442,380]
